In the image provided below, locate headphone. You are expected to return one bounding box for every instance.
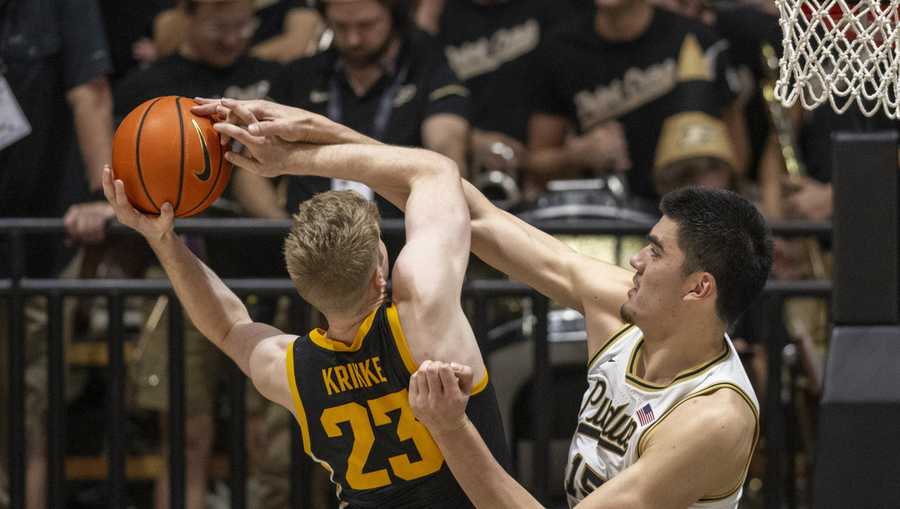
[312,0,412,32]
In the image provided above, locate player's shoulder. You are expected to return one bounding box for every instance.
[667,386,757,442]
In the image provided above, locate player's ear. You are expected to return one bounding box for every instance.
[684,272,716,302]
[372,258,387,292]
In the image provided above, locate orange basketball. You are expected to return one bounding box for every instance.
[112,96,232,217]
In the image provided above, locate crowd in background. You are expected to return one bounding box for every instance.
[1,0,872,507]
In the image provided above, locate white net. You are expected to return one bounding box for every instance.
[775,0,900,117]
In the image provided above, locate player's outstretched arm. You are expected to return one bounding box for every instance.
[462,179,634,348]
[101,166,295,411]
[409,361,543,509]
[192,98,377,147]
[410,361,756,509]
[387,150,485,378]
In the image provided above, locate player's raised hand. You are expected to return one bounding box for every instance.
[193,97,374,146]
[409,360,473,436]
[212,121,306,178]
[102,165,174,241]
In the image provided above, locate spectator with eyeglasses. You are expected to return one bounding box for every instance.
[111,1,284,508]
[148,0,326,65]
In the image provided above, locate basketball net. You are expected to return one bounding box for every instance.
[775,0,900,118]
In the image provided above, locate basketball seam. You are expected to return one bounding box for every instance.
[175,97,186,211]
[135,98,164,213]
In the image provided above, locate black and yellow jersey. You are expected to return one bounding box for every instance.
[286,301,509,508]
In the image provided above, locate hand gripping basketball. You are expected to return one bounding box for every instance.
[102,166,175,242]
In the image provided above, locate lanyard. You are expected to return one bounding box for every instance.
[327,61,410,141]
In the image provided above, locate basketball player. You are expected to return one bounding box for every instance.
[100,135,508,507]
[407,187,772,508]
[201,97,770,507]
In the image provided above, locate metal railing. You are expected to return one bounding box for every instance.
[1,218,832,508]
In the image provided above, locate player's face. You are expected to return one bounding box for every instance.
[620,216,692,326]
[187,1,257,68]
[325,0,395,69]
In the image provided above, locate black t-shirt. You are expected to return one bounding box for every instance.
[533,7,736,201]
[0,0,112,276]
[114,53,282,117]
[436,0,578,142]
[288,302,509,508]
[114,53,284,277]
[271,29,469,217]
[98,0,174,83]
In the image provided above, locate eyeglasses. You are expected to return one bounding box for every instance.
[196,17,260,40]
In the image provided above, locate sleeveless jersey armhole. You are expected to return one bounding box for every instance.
[635,383,760,501]
[386,303,490,395]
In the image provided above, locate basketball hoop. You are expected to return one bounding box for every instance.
[775,0,900,118]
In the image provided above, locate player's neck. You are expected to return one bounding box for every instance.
[323,294,387,345]
[594,1,653,42]
[636,318,726,385]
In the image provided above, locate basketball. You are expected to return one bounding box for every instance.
[111,96,232,217]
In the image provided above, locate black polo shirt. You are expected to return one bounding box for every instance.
[114,53,282,118]
[113,52,284,278]
[533,7,736,201]
[0,0,112,276]
[436,0,579,142]
[271,28,469,217]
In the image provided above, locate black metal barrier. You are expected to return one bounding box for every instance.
[1,218,832,508]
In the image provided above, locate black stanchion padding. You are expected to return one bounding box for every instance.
[832,131,899,324]
[814,326,900,507]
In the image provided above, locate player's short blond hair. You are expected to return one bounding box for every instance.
[284,191,381,314]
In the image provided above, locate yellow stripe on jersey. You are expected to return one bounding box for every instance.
[309,306,378,352]
[286,341,313,455]
[387,303,490,396]
[587,323,635,369]
[286,338,345,498]
[636,382,760,501]
[386,304,418,375]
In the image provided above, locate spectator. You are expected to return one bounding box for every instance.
[112,1,283,507]
[152,0,326,64]
[526,0,742,205]
[426,0,580,185]
[269,0,470,222]
[0,0,113,508]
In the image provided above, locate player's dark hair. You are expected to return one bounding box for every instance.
[660,187,773,325]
